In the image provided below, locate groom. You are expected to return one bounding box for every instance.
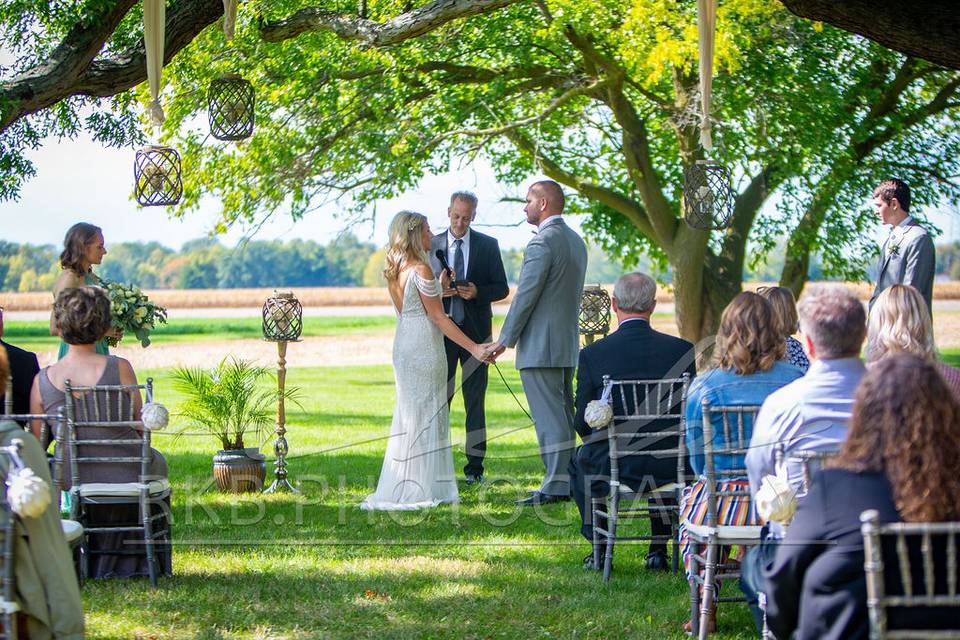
[430,192,509,485]
[489,180,587,505]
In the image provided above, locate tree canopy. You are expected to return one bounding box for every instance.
[2,1,959,340]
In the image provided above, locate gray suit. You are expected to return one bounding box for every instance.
[870,218,935,311]
[500,216,587,496]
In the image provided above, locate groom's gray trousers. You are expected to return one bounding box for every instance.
[520,366,577,497]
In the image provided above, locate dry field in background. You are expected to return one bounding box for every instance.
[6,282,960,310]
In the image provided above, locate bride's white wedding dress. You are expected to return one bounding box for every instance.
[360,270,459,510]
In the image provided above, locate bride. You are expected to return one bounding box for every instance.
[361,211,490,510]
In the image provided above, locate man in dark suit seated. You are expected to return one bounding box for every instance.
[0,305,40,420]
[569,272,697,571]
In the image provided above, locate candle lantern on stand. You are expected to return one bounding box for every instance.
[579,285,611,346]
[261,291,303,493]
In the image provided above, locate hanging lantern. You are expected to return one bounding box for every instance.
[262,291,303,342]
[208,74,255,141]
[683,160,735,231]
[134,145,182,207]
[579,285,611,339]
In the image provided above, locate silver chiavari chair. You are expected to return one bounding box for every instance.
[590,374,691,581]
[861,509,960,639]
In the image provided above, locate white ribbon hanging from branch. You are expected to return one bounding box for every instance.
[144,0,166,127]
[223,0,239,41]
[697,0,717,151]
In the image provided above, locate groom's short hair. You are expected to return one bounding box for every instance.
[530,180,565,213]
[613,272,657,313]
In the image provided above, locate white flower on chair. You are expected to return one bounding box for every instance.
[141,402,170,431]
[7,467,51,518]
[585,400,613,430]
[756,473,797,524]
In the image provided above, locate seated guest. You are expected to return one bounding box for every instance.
[680,292,803,632]
[867,283,960,397]
[0,348,84,638]
[0,304,41,419]
[758,285,809,373]
[741,283,867,631]
[765,354,960,640]
[569,272,696,572]
[29,286,168,579]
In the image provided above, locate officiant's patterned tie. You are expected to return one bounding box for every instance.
[451,238,465,324]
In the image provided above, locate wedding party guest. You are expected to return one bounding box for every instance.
[569,272,696,571]
[867,284,960,397]
[30,286,168,579]
[680,292,803,632]
[430,191,509,485]
[0,304,40,418]
[741,283,867,631]
[0,348,84,639]
[50,222,118,359]
[490,181,587,505]
[765,354,960,640]
[869,179,935,311]
[758,285,809,372]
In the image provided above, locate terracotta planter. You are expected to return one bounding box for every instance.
[212,448,266,493]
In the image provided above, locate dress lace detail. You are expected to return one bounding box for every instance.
[361,273,459,510]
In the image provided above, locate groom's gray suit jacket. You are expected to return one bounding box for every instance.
[500,216,588,370]
[870,218,935,311]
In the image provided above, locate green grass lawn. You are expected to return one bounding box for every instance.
[79,362,755,640]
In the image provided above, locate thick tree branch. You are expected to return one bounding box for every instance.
[259,0,520,46]
[0,0,224,133]
[504,129,656,239]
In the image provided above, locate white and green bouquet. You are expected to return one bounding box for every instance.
[104,281,168,347]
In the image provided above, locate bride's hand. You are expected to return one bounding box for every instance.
[471,343,493,363]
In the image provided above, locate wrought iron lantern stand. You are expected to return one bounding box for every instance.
[579,285,612,345]
[262,291,303,493]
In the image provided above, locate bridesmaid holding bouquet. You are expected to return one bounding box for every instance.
[50,223,119,359]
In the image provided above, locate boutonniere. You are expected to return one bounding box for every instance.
[887,237,902,257]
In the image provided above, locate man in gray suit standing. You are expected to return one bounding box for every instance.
[489,180,588,505]
[870,178,935,311]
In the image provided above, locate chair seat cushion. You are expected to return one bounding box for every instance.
[681,519,762,542]
[620,481,680,495]
[77,478,170,497]
[60,519,83,543]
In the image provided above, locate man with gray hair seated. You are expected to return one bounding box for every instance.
[569,272,696,571]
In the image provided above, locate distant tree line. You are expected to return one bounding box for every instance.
[4,236,955,293]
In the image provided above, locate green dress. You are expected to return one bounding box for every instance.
[56,272,110,360]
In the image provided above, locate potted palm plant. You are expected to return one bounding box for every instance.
[172,357,297,493]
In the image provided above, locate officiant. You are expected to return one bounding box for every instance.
[430,191,509,485]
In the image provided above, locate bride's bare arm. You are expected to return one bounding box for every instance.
[413,263,487,361]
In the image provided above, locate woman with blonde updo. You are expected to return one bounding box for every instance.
[866,284,960,397]
[361,211,491,511]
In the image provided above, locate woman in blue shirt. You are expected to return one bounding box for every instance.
[680,292,804,632]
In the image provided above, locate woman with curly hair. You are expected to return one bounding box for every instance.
[361,211,491,511]
[679,292,804,632]
[765,353,960,640]
[867,283,960,396]
[50,222,118,359]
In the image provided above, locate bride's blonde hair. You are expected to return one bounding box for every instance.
[383,211,429,281]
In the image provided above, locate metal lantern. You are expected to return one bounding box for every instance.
[261,291,302,494]
[262,292,303,342]
[134,145,183,206]
[208,73,255,141]
[683,160,735,231]
[579,285,611,345]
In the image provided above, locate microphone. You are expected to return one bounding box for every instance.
[435,249,454,279]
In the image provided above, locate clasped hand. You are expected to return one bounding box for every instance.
[473,341,506,364]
